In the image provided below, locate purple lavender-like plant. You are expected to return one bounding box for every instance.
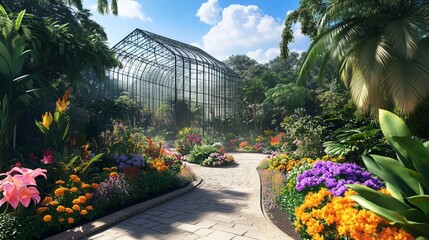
[295,161,384,196]
[114,153,145,169]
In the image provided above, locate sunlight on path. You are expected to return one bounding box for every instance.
[84,153,294,240]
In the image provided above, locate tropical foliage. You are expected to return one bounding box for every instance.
[348,110,429,238]
[283,0,429,114]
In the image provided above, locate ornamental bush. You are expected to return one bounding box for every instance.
[187,145,219,164]
[201,153,235,167]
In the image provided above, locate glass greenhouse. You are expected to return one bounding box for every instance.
[98,28,241,128]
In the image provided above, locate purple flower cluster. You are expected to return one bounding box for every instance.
[253,142,265,151]
[187,133,202,145]
[296,161,384,196]
[114,153,145,169]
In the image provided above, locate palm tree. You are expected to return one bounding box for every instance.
[297,0,429,114]
[65,0,118,15]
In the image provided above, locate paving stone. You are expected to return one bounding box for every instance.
[205,230,236,240]
[195,219,217,228]
[176,223,201,233]
[194,228,214,236]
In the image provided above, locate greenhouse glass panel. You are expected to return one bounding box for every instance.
[99,29,241,130]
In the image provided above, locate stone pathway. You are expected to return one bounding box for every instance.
[84,153,294,240]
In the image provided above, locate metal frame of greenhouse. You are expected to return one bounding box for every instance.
[98,28,241,130]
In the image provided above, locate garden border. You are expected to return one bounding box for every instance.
[45,176,203,240]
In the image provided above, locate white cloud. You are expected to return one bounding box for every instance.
[196,0,222,25]
[246,48,280,64]
[88,0,152,21]
[118,0,152,21]
[200,4,284,63]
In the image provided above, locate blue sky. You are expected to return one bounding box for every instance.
[84,0,310,63]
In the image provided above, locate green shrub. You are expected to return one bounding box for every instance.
[0,213,45,240]
[187,145,219,164]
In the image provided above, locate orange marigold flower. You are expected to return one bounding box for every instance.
[86,205,93,211]
[78,196,87,203]
[54,187,66,197]
[72,199,80,204]
[65,208,73,214]
[80,210,88,215]
[91,183,100,189]
[58,217,65,223]
[41,196,53,205]
[49,201,58,207]
[81,183,91,189]
[43,215,52,222]
[68,217,74,224]
[55,180,65,185]
[70,187,78,193]
[69,174,80,183]
[56,205,66,212]
[109,172,118,178]
[111,166,118,171]
[72,205,81,211]
[102,167,111,171]
[85,193,92,199]
[37,207,49,214]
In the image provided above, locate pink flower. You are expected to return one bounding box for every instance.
[41,149,54,165]
[0,167,46,209]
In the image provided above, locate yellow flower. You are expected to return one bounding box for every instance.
[111,166,118,171]
[65,208,73,214]
[80,210,88,215]
[72,199,80,204]
[56,94,70,113]
[109,172,118,178]
[68,217,74,224]
[43,215,52,222]
[102,167,111,171]
[49,201,58,207]
[41,112,53,129]
[70,187,78,193]
[72,205,81,211]
[55,180,65,185]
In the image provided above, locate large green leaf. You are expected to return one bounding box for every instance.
[392,136,429,181]
[379,109,414,169]
[14,10,25,32]
[408,196,429,215]
[348,184,410,211]
[364,155,420,196]
[348,194,406,224]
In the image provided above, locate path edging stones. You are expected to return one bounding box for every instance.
[45,176,203,240]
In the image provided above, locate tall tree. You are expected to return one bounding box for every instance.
[283,0,429,114]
